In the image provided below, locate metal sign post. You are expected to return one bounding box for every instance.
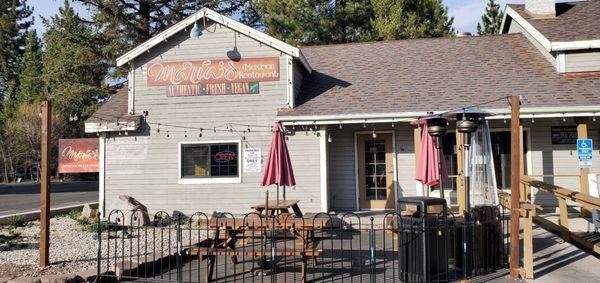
[577,139,593,168]
[40,101,51,267]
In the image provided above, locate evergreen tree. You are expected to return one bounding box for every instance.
[42,0,109,136]
[248,0,376,46]
[477,0,504,35]
[0,0,33,114]
[16,30,43,104]
[372,0,454,40]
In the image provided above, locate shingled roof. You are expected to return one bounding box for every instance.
[508,1,600,42]
[278,33,600,118]
[85,87,141,133]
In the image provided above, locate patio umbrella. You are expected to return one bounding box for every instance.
[261,122,296,205]
[415,123,448,188]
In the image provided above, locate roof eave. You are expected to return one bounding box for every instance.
[115,8,312,72]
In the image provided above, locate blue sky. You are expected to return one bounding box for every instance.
[30,0,525,35]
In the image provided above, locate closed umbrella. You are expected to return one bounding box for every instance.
[261,122,296,205]
[415,123,448,188]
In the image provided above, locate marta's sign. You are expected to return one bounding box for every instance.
[58,138,99,173]
[146,57,279,97]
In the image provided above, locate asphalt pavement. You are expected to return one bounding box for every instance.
[0,181,98,217]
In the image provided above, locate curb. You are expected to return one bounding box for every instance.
[0,203,98,225]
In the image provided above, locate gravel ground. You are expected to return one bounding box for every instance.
[0,215,204,280]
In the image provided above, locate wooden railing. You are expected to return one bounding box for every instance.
[497,176,600,279]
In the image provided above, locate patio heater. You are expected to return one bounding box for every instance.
[453,108,490,213]
[426,116,448,199]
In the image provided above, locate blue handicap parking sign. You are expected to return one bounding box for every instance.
[577,139,593,161]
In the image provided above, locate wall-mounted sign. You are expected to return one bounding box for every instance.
[578,139,593,168]
[243,148,262,173]
[58,138,99,173]
[167,82,259,97]
[551,126,577,144]
[213,150,236,163]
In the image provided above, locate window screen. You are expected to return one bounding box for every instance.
[181,143,239,178]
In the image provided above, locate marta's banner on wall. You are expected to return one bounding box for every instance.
[146,57,279,97]
[58,138,99,173]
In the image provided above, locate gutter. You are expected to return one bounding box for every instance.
[277,106,600,125]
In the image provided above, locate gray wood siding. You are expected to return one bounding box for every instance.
[488,118,600,207]
[104,21,322,215]
[328,124,416,211]
[507,20,556,66]
[565,49,600,73]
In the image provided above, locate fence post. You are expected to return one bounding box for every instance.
[522,204,534,279]
[176,214,182,283]
[97,212,101,280]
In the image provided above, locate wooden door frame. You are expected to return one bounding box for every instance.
[354,130,398,211]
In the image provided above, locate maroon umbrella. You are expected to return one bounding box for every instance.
[261,122,295,204]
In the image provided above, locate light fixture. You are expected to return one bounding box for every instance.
[157,124,160,133]
[189,14,203,38]
[503,115,507,124]
[363,120,367,128]
[166,131,170,138]
[328,133,332,143]
[593,113,597,122]
[531,114,535,124]
[184,131,188,138]
[372,128,377,138]
[562,113,566,122]
[339,121,342,129]
[391,118,395,128]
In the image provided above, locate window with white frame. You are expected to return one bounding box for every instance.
[179,141,241,183]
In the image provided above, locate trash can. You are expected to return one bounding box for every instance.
[454,205,503,278]
[397,197,449,282]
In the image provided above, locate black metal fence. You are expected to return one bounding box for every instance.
[96,207,509,282]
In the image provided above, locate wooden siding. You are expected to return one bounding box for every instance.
[507,20,556,66]
[328,124,416,211]
[564,49,600,73]
[104,21,322,215]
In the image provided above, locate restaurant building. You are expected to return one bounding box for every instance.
[86,0,600,216]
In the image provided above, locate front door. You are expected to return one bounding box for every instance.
[357,133,395,210]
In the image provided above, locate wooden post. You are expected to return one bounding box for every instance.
[558,197,570,240]
[509,95,521,279]
[522,202,534,279]
[456,129,466,215]
[576,120,591,217]
[40,101,51,267]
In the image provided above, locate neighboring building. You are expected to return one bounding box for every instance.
[87,0,600,215]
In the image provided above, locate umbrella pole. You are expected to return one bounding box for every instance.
[437,137,445,200]
[276,184,280,206]
[283,185,286,200]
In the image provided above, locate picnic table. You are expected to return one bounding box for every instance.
[191,215,329,282]
[251,199,303,217]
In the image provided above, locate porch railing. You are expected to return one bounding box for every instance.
[95,209,509,282]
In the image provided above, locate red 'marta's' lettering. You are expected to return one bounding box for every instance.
[146,58,279,86]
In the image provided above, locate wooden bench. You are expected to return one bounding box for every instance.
[190,245,323,282]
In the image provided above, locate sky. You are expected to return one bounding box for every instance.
[29,0,525,36]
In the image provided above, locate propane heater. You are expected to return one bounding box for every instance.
[426,116,448,199]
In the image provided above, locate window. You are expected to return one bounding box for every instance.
[179,141,241,184]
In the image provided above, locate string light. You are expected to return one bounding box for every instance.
[593,113,597,122]
[166,131,170,138]
[363,120,367,128]
[157,123,160,133]
[531,114,535,124]
[503,115,507,124]
[562,113,566,122]
[339,121,342,129]
[184,131,187,138]
[391,118,395,128]
[327,133,332,143]
[247,125,251,132]
[372,128,377,138]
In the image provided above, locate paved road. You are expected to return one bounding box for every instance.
[0,181,98,217]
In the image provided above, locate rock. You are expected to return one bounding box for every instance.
[39,274,80,283]
[7,278,41,283]
[107,195,150,226]
[81,205,96,219]
[115,230,132,239]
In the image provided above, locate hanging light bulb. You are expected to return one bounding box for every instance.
[531,114,535,124]
[157,123,161,133]
[213,127,216,133]
[328,133,332,143]
[503,115,507,124]
[124,130,128,136]
[184,131,188,138]
[247,125,251,132]
[562,113,566,122]
[391,118,395,128]
[96,131,100,137]
[166,131,170,138]
[339,121,342,129]
[363,120,367,128]
[372,128,377,138]
[593,113,597,122]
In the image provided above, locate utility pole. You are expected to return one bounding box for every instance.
[509,95,521,279]
[40,101,51,267]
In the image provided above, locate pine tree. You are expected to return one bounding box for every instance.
[42,0,109,136]
[477,0,504,35]
[372,0,454,40]
[0,0,33,114]
[16,30,43,104]
[248,0,376,46]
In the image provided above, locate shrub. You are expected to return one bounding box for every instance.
[6,216,26,229]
